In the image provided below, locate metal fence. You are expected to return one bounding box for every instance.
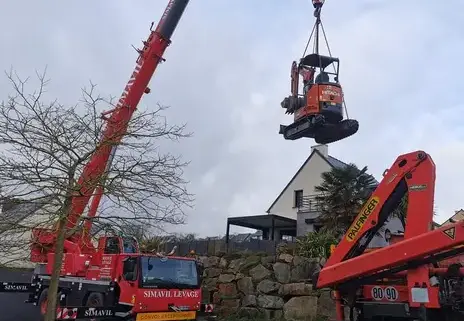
[160,239,296,256]
[297,194,323,213]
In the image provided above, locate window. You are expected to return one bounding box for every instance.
[122,257,138,281]
[104,237,121,254]
[140,257,199,288]
[294,190,303,208]
[122,237,138,254]
[282,235,296,242]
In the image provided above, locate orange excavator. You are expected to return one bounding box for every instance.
[279,0,359,144]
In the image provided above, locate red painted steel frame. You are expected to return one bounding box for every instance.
[317,222,464,303]
[318,150,435,320]
[317,150,464,310]
[322,150,435,269]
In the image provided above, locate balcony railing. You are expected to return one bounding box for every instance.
[296,184,379,213]
[296,194,323,213]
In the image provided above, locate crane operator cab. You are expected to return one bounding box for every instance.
[279,53,359,144]
[102,236,140,254]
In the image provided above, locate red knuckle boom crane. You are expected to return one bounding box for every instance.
[314,150,464,321]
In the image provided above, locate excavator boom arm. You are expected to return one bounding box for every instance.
[291,61,299,97]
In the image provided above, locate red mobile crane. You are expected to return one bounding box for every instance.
[0,0,214,320]
[30,0,190,261]
[313,150,464,321]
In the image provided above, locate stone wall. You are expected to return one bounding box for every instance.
[198,253,337,321]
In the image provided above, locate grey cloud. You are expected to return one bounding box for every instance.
[2,0,464,237]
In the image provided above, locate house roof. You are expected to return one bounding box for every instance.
[0,197,50,228]
[441,209,464,226]
[326,155,349,169]
[228,214,297,230]
[266,148,351,213]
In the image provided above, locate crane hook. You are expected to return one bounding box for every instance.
[312,0,325,17]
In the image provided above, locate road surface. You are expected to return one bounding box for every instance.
[0,268,37,321]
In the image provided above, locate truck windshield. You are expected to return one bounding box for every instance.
[140,256,199,289]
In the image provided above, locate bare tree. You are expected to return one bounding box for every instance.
[0,68,193,321]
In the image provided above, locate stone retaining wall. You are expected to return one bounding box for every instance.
[198,253,338,321]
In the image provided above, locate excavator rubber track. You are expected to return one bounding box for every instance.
[315,119,359,144]
[279,117,359,144]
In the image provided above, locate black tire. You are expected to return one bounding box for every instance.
[85,292,105,307]
[76,292,105,321]
[38,288,49,321]
[38,289,66,321]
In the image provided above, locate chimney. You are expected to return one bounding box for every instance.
[311,144,329,158]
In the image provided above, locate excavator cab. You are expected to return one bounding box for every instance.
[279,53,359,144]
[296,53,343,123]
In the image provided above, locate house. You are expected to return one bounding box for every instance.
[226,144,374,241]
[227,143,440,246]
[0,196,102,268]
[441,209,464,226]
[266,144,364,236]
[0,197,58,268]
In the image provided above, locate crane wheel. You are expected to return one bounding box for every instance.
[85,292,105,307]
[38,288,49,321]
[38,288,66,321]
[81,292,105,321]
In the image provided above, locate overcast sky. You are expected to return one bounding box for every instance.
[1,0,463,237]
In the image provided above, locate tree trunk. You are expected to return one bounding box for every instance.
[44,214,68,321]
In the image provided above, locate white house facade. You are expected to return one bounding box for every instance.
[266,144,354,236]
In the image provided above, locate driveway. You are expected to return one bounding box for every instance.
[0,268,37,321]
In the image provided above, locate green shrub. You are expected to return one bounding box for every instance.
[139,235,165,253]
[276,241,294,255]
[296,230,337,259]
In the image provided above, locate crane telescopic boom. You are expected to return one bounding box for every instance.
[32,0,190,262]
[68,0,190,232]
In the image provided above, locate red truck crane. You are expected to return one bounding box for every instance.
[313,150,464,321]
[0,0,214,320]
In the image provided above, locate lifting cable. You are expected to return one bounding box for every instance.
[300,0,351,119]
[301,23,316,60]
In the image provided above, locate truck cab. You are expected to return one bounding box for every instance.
[117,254,204,319]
